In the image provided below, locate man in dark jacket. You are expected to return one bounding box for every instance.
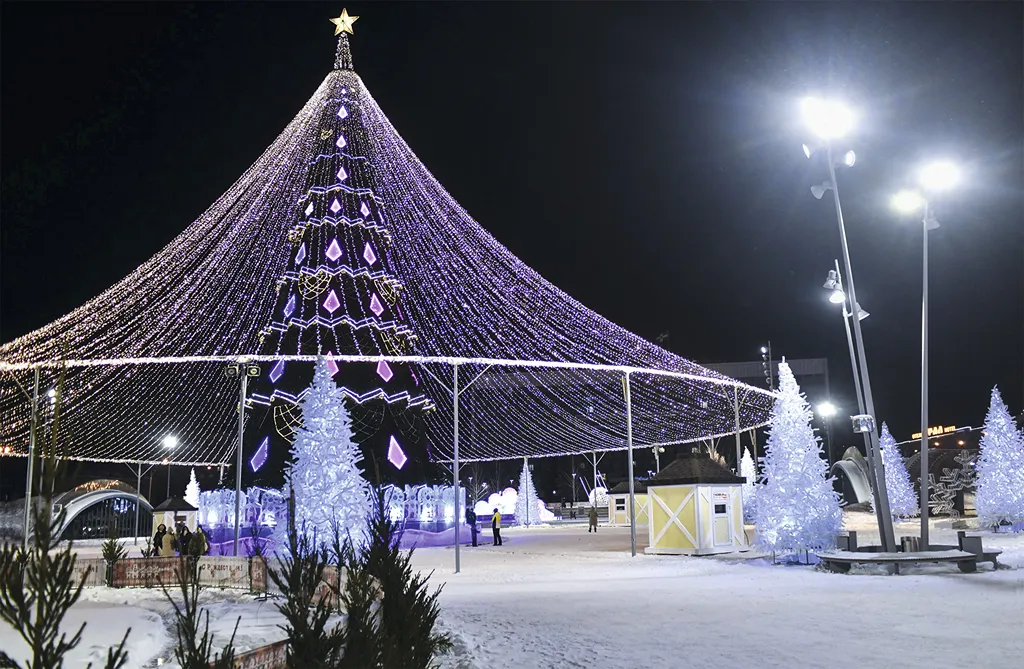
[466,508,478,547]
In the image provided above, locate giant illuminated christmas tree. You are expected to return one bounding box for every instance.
[246,11,431,486]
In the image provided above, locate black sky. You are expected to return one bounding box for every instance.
[2,2,1022,456]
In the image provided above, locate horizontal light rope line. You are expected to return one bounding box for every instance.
[0,354,774,394]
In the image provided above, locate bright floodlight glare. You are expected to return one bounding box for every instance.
[162,435,178,449]
[891,189,926,214]
[843,150,856,167]
[46,388,56,399]
[760,346,768,354]
[919,160,959,191]
[829,288,846,304]
[817,402,838,418]
[801,97,854,140]
[802,143,813,159]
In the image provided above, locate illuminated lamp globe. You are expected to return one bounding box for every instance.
[891,189,926,214]
[828,288,846,304]
[817,402,838,418]
[801,97,854,140]
[919,160,959,191]
[843,150,856,167]
[162,435,178,449]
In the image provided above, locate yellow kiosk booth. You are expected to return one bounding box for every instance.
[644,452,747,556]
[607,480,650,526]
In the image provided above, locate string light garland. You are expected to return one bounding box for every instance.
[0,14,774,468]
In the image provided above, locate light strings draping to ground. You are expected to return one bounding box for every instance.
[0,28,773,466]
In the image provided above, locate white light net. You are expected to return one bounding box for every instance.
[0,34,773,466]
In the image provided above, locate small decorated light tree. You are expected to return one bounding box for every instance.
[879,423,918,519]
[975,386,1024,529]
[754,361,843,554]
[515,458,541,527]
[740,447,758,522]
[184,468,201,509]
[287,357,372,547]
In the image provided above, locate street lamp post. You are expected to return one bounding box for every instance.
[816,402,838,468]
[162,435,178,500]
[803,97,896,552]
[891,159,958,549]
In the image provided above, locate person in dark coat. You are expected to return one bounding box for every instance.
[491,508,503,546]
[466,508,478,547]
[588,505,598,533]
[153,524,166,556]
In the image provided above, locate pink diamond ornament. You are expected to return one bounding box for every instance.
[337,105,348,119]
[326,352,339,377]
[337,166,348,182]
[369,293,384,317]
[323,290,341,314]
[305,202,314,217]
[376,360,394,383]
[330,198,342,214]
[363,242,378,266]
[326,238,343,262]
[359,202,371,218]
[335,134,347,149]
[388,436,407,469]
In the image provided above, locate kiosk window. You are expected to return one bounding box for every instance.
[714,504,727,514]
[615,499,626,511]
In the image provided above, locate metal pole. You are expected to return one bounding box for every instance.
[733,386,742,473]
[623,373,636,557]
[22,367,41,551]
[523,457,529,526]
[827,148,896,552]
[920,203,931,549]
[593,451,598,496]
[233,368,248,557]
[135,464,142,545]
[453,364,460,573]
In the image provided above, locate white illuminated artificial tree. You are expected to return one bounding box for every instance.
[184,468,201,509]
[515,458,541,527]
[975,386,1024,529]
[754,361,843,554]
[740,447,758,522]
[287,357,372,547]
[878,423,917,519]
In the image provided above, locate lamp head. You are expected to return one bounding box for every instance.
[162,435,178,449]
[919,160,959,191]
[816,402,838,418]
[842,150,856,167]
[829,288,846,304]
[801,97,854,140]
[891,189,926,214]
[811,181,832,200]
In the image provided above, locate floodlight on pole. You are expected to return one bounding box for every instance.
[891,189,926,215]
[811,181,832,200]
[801,97,854,140]
[817,402,838,418]
[842,150,856,167]
[918,160,959,191]
[162,435,178,449]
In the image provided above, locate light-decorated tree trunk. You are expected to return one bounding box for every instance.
[753,360,843,554]
[975,386,1024,529]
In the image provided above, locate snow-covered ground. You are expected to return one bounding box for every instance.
[2,513,1022,668]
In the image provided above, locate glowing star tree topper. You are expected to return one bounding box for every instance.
[286,356,372,546]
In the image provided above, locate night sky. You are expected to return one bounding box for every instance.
[2,3,1022,493]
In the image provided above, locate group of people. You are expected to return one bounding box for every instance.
[464,508,504,546]
[153,522,209,557]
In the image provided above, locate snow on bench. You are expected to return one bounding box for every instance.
[816,549,980,574]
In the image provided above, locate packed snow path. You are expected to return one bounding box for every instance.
[3,515,1022,668]
[412,518,1024,669]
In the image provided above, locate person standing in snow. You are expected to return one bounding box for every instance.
[466,508,478,547]
[159,527,176,557]
[153,524,167,554]
[491,507,503,546]
[588,505,598,533]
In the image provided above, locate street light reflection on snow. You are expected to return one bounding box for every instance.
[801,97,854,140]
[919,161,959,191]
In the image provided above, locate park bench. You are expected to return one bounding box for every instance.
[816,549,980,574]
